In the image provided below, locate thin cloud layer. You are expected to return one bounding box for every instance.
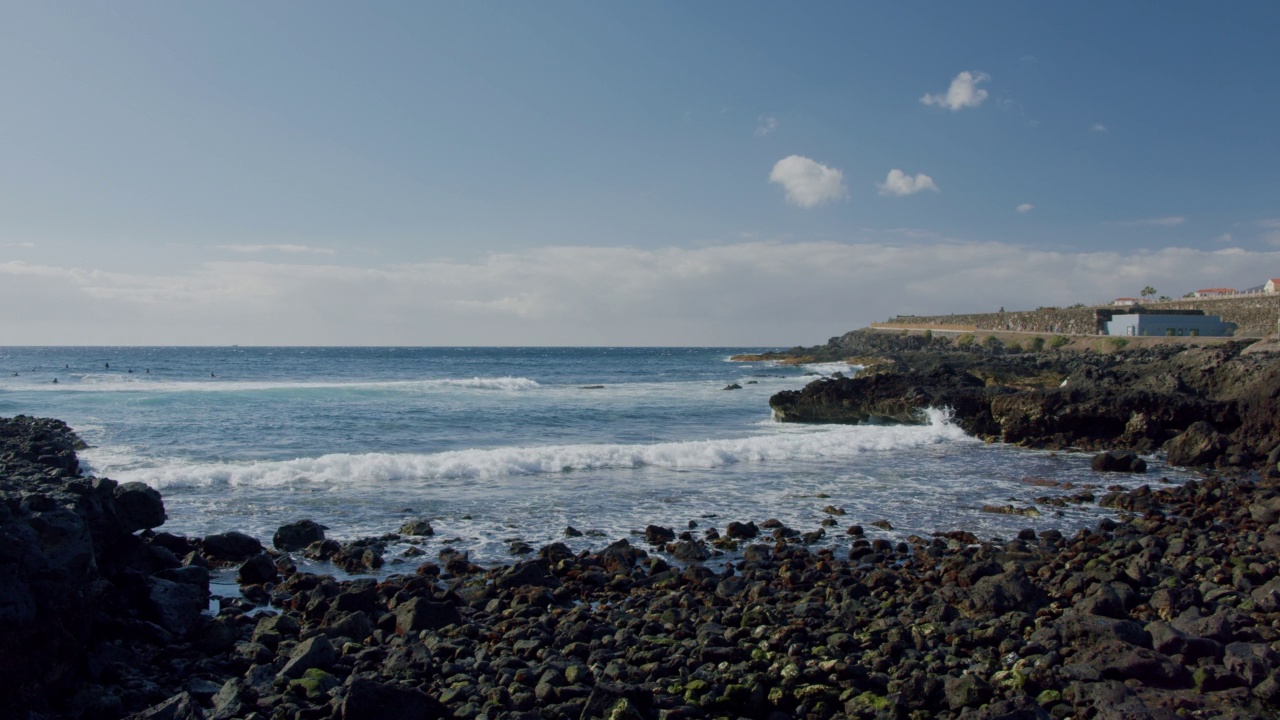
[920,71,990,111]
[218,244,336,255]
[1016,204,1035,213]
[1119,217,1187,227]
[769,156,848,208]
[754,116,778,137]
[3,243,1277,346]
[878,170,938,197]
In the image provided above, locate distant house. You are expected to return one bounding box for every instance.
[1106,313,1235,337]
[1266,278,1280,294]
[1113,297,1140,306]
[1193,288,1237,298]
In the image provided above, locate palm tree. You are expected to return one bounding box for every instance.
[1141,286,1157,298]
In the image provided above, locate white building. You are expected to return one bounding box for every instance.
[1266,278,1280,294]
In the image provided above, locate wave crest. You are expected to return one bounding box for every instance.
[85,409,970,489]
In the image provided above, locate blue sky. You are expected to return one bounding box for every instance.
[2,2,1278,345]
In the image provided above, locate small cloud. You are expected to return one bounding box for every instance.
[1020,55,1038,64]
[769,155,848,208]
[754,116,778,137]
[1117,216,1186,227]
[1016,203,1034,214]
[217,244,336,255]
[877,169,939,197]
[1214,233,1234,243]
[1091,123,1108,133]
[1255,218,1280,229]
[3,242,35,248]
[920,71,990,111]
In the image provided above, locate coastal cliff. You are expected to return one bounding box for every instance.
[768,331,1280,473]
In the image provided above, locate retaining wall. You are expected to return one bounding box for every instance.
[887,294,1280,337]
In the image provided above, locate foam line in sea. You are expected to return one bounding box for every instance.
[83,408,971,489]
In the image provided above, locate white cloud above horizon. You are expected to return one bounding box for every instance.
[878,169,938,197]
[754,115,778,137]
[1091,123,1108,133]
[217,244,336,255]
[769,155,847,207]
[3,242,36,249]
[1215,233,1234,243]
[920,71,990,111]
[4,241,1278,346]
[1016,204,1035,213]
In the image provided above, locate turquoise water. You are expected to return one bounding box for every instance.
[0,347,1189,566]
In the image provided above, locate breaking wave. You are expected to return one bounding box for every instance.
[85,408,971,489]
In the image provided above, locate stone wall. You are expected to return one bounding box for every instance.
[887,294,1280,337]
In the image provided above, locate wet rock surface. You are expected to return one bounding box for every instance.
[767,331,1280,474]
[8,413,1280,719]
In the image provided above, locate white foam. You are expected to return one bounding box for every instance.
[84,408,971,489]
[800,362,861,376]
[4,375,541,393]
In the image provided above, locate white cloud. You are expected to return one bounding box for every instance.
[1016,203,1035,214]
[6,242,1277,346]
[769,156,847,208]
[877,169,939,197]
[217,244,336,255]
[920,71,990,111]
[1214,233,1234,243]
[754,116,778,137]
[1091,123,1108,133]
[2,242,35,248]
[1118,216,1186,227]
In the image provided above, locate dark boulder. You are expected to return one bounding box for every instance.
[113,482,166,532]
[396,518,434,537]
[644,525,675,545]
[338,678,448,720]
[201,531,263,562]
[1090,450,1147,473]
[393,597,461,634]
[237,553,279,585]
[1166,421,1230,467]
[272,519,326,551]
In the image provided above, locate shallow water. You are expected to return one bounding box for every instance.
[0,346,1193,567]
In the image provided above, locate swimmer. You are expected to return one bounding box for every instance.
[105,362,109,369]
[52,378,58,384]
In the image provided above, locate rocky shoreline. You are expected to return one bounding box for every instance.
[765,330,1280,476]
[5,358,1280,720]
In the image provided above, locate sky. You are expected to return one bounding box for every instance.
[2,2,1279,346]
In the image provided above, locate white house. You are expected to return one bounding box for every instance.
[1266,278,1280,294]
[1113,297,1139,306]
[1193,288,1238,298]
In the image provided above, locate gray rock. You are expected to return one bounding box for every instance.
[1165,420,1229,466]
[272,519,326,550]
[963,569,1048,617]
[1224,642,1278,687]
[126,691,206,720]
[397,518,434,537]
[1071,639,1185,687]
[1090,451,1147,473]
[1057,612,1149,647]
[201,531,263,562]
[146,576,208,637]
[393,596,461,634]
[236,553,278,585]
[338,678,448,720]
[278,635,336,679]
[113,482,166,532]
[496,560,556,591]
[1146,621,1222,661]
[944,673,993,710]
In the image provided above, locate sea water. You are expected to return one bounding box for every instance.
[0,347,1191,568]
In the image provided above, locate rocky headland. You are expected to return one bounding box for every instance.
[766,330,1280,475]
[5,330,1280,720]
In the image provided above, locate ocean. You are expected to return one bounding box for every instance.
[0,346,1189,569]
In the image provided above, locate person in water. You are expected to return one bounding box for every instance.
[52,378,58,384]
